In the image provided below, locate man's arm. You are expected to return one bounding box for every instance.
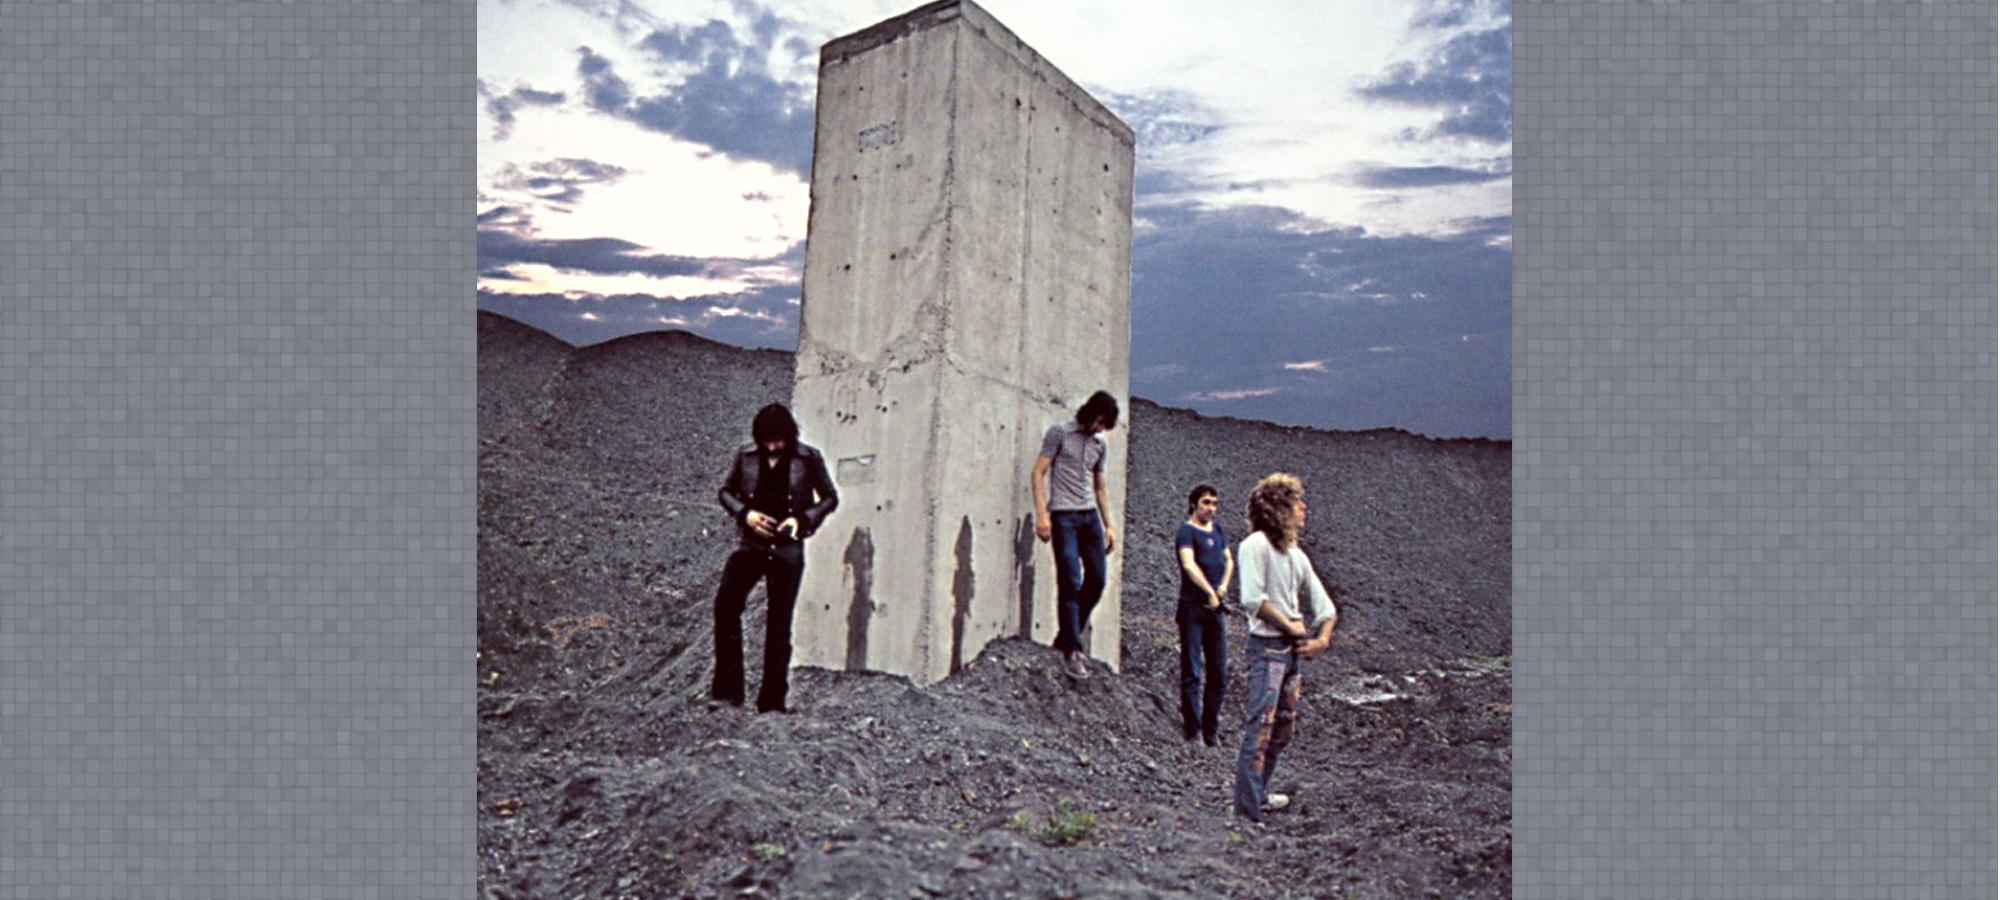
[1031,455,1053,542]
[1091,469,1117,554]
[1236,541,1299,634]
[1295,557,1339,658]
[794,450,839,536]
[1217,547,1234,600]
[1254,601,1309,638]
[717,454,748,523]
[1177,545,1219,608]
[719,454,776,537]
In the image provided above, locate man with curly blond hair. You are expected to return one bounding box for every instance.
[1232,472,1338,821]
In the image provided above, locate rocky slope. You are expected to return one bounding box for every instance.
[478,311,1511,900]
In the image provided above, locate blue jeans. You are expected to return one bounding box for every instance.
[1049,509,1106,655]
[1177,605,1227,742]
[1234,635,1302,821]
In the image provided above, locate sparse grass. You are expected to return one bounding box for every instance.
[750,842,786,861]
[1005,800,1098,845]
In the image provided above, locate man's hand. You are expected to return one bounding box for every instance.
[1203,589,1221,611]
[744,510,778,538]
[1296,636,1330,659]
[1102,525,1117,554]
[776,517,801,539]
[1035,515,1051,543]
[1284,617,1309,639]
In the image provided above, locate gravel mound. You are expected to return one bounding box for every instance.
[478,311,1511,900]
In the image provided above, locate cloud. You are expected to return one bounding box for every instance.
[1184,387,1281,402]
[1359,5,1511,144]
[574,15,817,176]
[482,81,568,140]
[1097,89,1224,153]
[1354,164,1508,189]
[477,230,713,280]
[1282,360,1330,372]
[490,157,630,209]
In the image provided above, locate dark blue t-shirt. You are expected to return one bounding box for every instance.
[1174,520,1230,607]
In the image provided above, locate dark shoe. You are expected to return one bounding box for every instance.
[1202,733,1219,747]
[1067,652,1090,678]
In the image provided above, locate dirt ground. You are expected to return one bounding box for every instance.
[477,312,1511,900]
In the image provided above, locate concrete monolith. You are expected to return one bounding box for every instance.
[791,0,1134,685]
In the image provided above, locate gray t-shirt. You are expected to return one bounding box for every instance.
[1039,420,1106,511]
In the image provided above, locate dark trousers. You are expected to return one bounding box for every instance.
[1049,509,1107,654]
[710,543,804,712]
[1177,606,1228,742]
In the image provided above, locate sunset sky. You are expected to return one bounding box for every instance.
[478,0,1512,439]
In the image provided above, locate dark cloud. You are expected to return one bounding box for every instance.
[477,205,531,229]
[483,82,568,140]
[1098,90,1224,155]
[477,230,712,280]
[1360,23,1511,143]
[491,158,629,209]
[1130,202,1511,439]
[1411,0,1509,31]
[1355,164,1509,189]
[575,18,816,176]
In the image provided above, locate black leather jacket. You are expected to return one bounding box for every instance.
[717,442,839,547]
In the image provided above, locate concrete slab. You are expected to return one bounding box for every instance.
[792,0,1134,684]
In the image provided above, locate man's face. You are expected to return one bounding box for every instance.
[760,438,786,457]
[1085,416,1115,436]
[1193,494,1218,524]
[1293,496,1308,530]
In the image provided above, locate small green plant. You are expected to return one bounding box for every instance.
[1226,830,1243,844]
[750,842,786,861]
[1005,812,1034,834]
[1035,799,1098,845]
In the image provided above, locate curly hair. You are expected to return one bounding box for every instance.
[1244,473,1304,551]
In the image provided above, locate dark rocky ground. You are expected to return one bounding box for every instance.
[478,311,1511,900]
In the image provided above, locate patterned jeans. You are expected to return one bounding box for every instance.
[1234,635,1302,821]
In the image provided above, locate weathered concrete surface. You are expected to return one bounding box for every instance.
[793,0,1134,684]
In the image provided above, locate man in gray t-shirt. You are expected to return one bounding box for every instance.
[1030,390,1121,678]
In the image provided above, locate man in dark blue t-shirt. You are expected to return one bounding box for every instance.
[1174,483,1234,745]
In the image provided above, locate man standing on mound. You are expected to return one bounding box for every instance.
[1030,390,1120,678]
[1233,472,1337,821]
[1175,483,1233,746]
[711,403,838,713]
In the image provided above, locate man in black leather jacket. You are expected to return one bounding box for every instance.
[710,403,839,712]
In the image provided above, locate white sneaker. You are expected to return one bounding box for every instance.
[1261,793,1290,812]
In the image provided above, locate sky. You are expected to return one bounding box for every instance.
[478,0,1512,440]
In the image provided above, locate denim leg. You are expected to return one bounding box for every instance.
[1177,612,1203,738]
[710,549,762,705]
[1264,654,1303,778]
[1049,512,1085,654]
[1234,638,1293,820]
[1200,611,1228,743]
[756,549,804,712]
[1073,514,1107,644]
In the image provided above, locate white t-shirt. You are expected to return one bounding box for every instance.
[1234,530,1336,638]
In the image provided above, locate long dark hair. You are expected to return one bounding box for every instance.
[1076,390,1120,429]
[751,402,798,456]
